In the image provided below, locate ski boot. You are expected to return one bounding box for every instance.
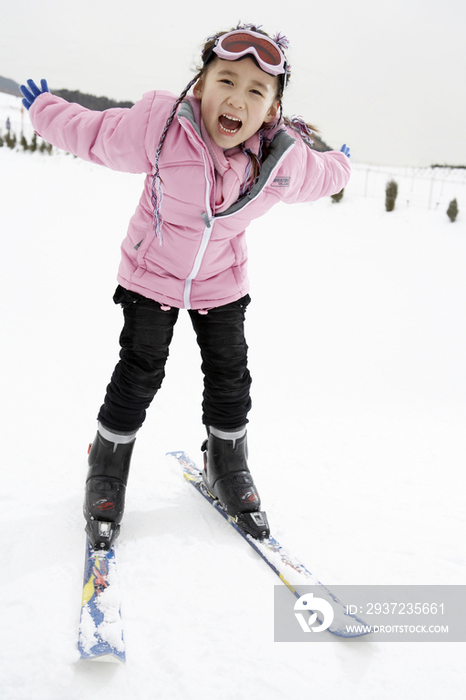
[84,422,137,550]
[201,426,270,540]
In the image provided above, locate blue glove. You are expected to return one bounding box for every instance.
[340,144,351,158]
[20,79,49,110]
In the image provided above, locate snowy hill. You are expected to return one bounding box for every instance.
[0,92,465,700]
[0,75,21,96]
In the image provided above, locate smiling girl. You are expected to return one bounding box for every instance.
[21,23,351,549]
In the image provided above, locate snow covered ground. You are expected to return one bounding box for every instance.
[1,93,465,699]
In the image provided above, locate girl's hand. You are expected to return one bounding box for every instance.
[340,144,351,158]
[20,79,49,110]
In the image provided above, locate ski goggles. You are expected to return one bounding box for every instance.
[205,29,288,78]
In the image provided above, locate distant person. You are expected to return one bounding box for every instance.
[20,23,351,549]
[6,117,10,131]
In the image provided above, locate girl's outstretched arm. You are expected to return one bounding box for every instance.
[278,137,352,205]
[23,79,156,174]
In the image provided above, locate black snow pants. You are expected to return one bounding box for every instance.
[97,286,252,433]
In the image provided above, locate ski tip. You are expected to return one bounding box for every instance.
[79,651,126,663]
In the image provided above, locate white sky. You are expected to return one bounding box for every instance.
[2,0,465,166]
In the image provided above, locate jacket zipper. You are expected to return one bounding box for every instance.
[183,149,214,309]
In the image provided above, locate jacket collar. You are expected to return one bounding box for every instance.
[177,99,296,217]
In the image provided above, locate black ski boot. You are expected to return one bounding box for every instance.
[84,423,137,550]
[201,426,270,540]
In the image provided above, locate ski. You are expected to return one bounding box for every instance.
[168,451,371,638]
[78,539,126,662]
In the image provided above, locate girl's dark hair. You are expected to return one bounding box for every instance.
[151,23,317,240]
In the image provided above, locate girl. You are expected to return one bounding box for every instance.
[21,23,351,549]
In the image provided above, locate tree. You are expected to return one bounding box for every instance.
[39,139,53,154]
[385,180,398,211]
[331,188,344,203]
[5,132,16,149]
[446,199,458,222]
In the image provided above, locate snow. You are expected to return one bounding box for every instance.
[1,93,465,699]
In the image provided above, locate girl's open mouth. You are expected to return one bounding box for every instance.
[218,114,243,134]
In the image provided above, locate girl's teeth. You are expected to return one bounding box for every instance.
[219,114,242,133]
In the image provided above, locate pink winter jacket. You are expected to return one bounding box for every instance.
[30,91,351,309]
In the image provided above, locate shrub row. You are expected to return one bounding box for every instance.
[0,130,52,153]
[332,182,459,222]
